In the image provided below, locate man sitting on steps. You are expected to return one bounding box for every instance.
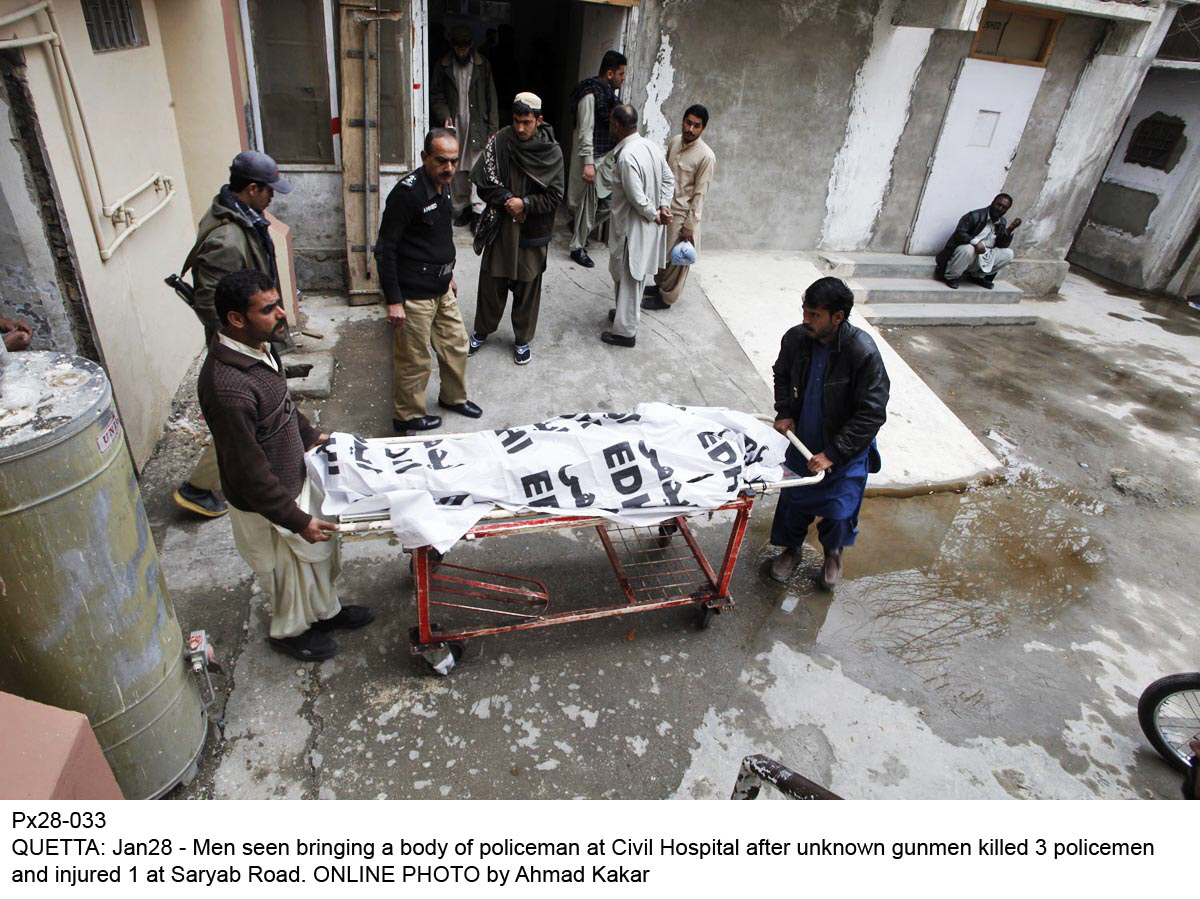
[935,193,1022,290]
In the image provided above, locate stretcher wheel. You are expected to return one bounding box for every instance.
[696,604,718,630]
[421,641,464,677]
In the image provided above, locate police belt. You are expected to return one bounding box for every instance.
[403,260,454,278]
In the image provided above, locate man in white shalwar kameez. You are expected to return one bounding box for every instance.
[601,104,675,348]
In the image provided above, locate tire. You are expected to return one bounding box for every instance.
[1137,672,1200,773]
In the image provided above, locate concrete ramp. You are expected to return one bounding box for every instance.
[697,251,1003,493]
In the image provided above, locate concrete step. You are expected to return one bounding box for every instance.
[859,302,1038,326]
[851,276,1024,305]
[820,251,937,279]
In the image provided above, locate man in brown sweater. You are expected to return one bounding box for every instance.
[198,270,374,661]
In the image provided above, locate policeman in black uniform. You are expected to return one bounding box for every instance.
[375,127,482,432]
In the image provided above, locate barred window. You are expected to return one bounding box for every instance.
[1125,113,1186,172]
[81,0,146,53]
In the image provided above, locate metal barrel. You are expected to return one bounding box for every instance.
[0,352,206,799]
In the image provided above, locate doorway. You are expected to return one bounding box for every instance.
[425,0,629,155]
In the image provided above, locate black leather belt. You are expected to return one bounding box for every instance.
[407,261,454,277]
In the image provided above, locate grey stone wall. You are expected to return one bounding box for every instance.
[626,0,882,251]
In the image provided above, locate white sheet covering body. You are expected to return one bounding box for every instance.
[307,404,789,552]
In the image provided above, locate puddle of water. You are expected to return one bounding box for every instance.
[839,479,1105,676]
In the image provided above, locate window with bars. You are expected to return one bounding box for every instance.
[1125,113,1186,171]
[81,0,146,53]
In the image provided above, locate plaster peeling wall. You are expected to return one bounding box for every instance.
[820,1,932,250]
[1023,9,1176,259]
[643,34,674,148]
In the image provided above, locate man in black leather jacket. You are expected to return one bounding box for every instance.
[769,277,889,588]
[934,193,1022,289]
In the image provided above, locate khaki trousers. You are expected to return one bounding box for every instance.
[392,288,470,420]
[188,441,221,492]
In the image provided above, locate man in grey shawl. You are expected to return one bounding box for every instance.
[468,91,565,366]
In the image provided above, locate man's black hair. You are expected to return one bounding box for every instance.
[229,174,258,193]
[803,277,854,317]
[512,100,540,117]
[684,104,709,127]
[612,104,638,132]
[424,127,458,155]
[216,269,275,328]
[994,192,1013,205]
[599,50,627,76]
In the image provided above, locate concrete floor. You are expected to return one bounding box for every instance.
[139,233,1198,800]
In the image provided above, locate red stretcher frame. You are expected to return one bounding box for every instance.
[335,426,820,673]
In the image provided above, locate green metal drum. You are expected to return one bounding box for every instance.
[0,352,206,799]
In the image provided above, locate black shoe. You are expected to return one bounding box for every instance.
[600,331,636,348]
[438,399,483,418]
[570,248,595,268]
[513,344,531,365]
[643,285,661,299]
[312,605,375,632]
[943,277,960,289]
[268,629,337,661]
[967,274,995,290]
[393,415,442,432]
[173,482,228,518]
[642,295,670,311]
[468,333,486,356]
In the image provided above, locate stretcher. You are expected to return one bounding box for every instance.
[334,423,821,675]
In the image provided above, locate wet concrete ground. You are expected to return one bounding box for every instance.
[138,240,1199,800]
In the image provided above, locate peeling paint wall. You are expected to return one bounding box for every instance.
[1069,67,1200,295]
[0,90,76,353]
[820,2,932,250]
[627,0,885,251]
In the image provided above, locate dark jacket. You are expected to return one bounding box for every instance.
[772,320,890,466]
[430,50,499,156]
[471,124,564,250]
[198,337,318,534]
[189,192,275,340]
[935,207,1014,272]
[374,168,456,303]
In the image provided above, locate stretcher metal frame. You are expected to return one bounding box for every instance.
[335,425,820,674]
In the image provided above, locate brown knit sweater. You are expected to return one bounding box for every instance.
[198,338,319,533]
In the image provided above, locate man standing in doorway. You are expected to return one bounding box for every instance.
[431,24,499,231]
[935,193,1022,289]
[644,104,716,312]
[567,50,626,268]
[601,104,674,349]
[174,150,292,521]
[375,128,482,433]
[199,269,374,662]
[768,277,889,590]
[468,92,565,366]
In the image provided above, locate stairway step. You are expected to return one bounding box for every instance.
[851,276,1024,305]
[859,303,1037,326]
[820,252,937,279]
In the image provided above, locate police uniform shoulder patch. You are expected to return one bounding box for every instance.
[399,172,417,189]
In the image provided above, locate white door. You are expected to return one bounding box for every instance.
[908,58,1045,255]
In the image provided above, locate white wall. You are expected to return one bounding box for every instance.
[2,0,206,466]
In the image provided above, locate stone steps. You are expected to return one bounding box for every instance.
[859,303,1038,326]
[850,276,1024,305]
[820,251,937,279]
